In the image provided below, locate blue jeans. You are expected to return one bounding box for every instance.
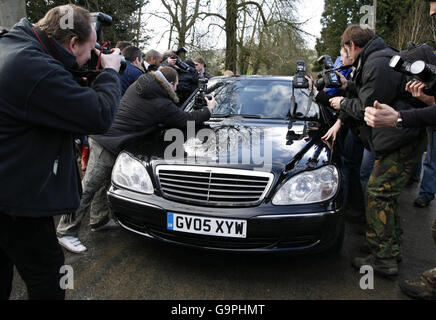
[419,131,436,201]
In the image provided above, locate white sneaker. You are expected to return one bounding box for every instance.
[91,219,120,232]
[58,236,87,253]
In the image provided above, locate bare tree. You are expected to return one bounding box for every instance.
[0,0,26,29]
[158,0,205,49]
[395,0,436,49]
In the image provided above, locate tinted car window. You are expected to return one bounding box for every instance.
[185,79,320,120]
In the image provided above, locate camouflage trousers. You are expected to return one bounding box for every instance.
[366,139,427,259]
[422,268,436,294]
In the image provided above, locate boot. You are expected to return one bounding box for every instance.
[422,268,436,287]
[351,254,398,277]
[400,280,436,300]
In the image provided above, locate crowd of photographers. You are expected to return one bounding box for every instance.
[1,0,436,301]
[0,4,216,300]
[303,0,436,300]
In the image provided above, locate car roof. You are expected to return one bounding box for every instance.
[213,75,293,82]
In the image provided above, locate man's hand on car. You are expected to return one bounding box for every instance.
[322,119,342,142]
[96,48,121,73]
[205,96,217,114]
[406,80,436,106]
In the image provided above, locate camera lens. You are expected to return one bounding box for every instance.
[411,61,426,75]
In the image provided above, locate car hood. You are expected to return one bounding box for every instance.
[125,118,333,176]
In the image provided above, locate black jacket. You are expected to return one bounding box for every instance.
[0,19,121,217]
[146,64,159,73]
[93,71,211,155]
[401,106,436,129]
[161,61,200,105]
[340,36,424,157]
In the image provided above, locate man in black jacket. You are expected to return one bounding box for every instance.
[56,67,215,252]
[365,82,436,300]
[331,25,426,277]
[162,50,200,106]
[0,5,121,300]
[363,1,436,298]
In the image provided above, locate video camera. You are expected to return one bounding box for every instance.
[389,55,436,96]
[194,78,212,109]
[170,47,194,72]
[293,60,309,89]
[315,55,343,91]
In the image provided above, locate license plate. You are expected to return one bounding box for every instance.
[167,213,247,239]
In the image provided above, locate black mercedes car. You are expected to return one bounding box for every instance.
[108,76,345,253]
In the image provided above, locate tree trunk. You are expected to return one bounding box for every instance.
[178,29,186,49]
[0,0,26,29]
[225,0,238,73]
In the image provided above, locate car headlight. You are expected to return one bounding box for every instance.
[272,165,339,205]
[112,152,154,194]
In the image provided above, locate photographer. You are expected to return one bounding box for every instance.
[363,1,436,298]
[0,5,121,299]
[119,46,144,96]
[331,25,427,277]
[365,81,436,300]
[310,49,366,221]
[56,67,215,253]
[194,57,213,79]
[162,50,200,105]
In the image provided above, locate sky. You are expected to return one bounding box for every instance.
[297,0,325,49]
[143,0,325,53]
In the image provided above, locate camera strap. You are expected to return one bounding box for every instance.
[32,27,60,61]
[95,41,110,71]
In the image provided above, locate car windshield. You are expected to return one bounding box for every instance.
[185,78,320,120]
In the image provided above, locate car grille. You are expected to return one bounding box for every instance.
[156,166,274,207]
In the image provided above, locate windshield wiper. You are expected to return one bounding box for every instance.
[213,114,263,119]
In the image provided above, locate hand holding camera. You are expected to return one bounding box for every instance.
[95,47,122,73]
[389,54,436,97]
[336,72,348,91]
[167,56,178,68]
[405,80,436,106]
